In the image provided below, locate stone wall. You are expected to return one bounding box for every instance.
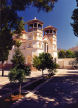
[58,58,76,69]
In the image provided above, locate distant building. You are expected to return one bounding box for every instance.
[7,17,58,65]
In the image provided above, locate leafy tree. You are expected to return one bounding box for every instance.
[9,47,31,95]
[71,0,78,37]
[48,62,59,76]
[0,0,25,76]
[0,18,24,76]
[66,50,75,58]
[58,50,66,58]
[58,50,76,58]
[11,48,25,68]
[33,53,57,76]
[9,66,31,95]
[0,27,14,76]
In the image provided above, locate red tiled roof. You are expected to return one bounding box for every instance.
[26,17,43,25]
[44,26,57,31]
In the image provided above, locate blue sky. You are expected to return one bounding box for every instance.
[18,0,78,49]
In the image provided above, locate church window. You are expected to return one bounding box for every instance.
[29,24,33,29]
[53,30,56,35]
[34,23,37,27]
[38,24,42,29]
[45,30,49,34]
[50,30,52,33]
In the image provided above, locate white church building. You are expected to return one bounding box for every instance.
[8,17,58,65]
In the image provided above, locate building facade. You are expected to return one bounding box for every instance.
[8,17,58,65]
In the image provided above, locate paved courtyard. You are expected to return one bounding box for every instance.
[12,69,78,108]
[0,70,48,86]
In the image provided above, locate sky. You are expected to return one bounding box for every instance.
[18,0,78,50]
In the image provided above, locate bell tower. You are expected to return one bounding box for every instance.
[26,17,44,57]
[43,26,58,61]
[27,17,43,32]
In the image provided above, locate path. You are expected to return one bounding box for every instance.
[12,69,78,108]
[0,70,48,86]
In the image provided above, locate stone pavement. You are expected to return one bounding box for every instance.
[0,70,48,86]
[11,69,78,108]
[0,71,9,86]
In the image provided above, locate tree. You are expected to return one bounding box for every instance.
[9,48,31,95]
[58,50,66,58]
[58,50,76,58]
[48,62,59,76]
[71,0,78,37]
[0,18,25,76]
[0,27,14,76]
[11,48,25,67]
[9,66,31,95]
[33,53,57,76]
[66,50,75,58]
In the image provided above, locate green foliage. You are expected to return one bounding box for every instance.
[58,50,66,58]
[9,48,31,94]
[16,64,31,76]
[9,63,31,94]
[11,48,25,67]
[9,67,27,83]
[33,53,53,70]
[33,56,41,70]
[33,53,57,76]
[48,62,59,76]
[8,67,18,82]
[71,0,78,37]
[11,0,58,12]
[11,47,31,76]
[0,0,25,76]
[38,53,53,70]
[15,17,25,35]
[15,40,21,48]
[0,27,14,76]
[66,50,75,58]
[58,50,75,58]
[0,28,13,62]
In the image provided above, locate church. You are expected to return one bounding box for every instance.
[8,17,58,65]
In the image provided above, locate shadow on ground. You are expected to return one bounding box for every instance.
[12,70,78,108]
[0,75,43,99]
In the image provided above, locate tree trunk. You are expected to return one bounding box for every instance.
[2,61,4,76]
[19,83,21,95]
